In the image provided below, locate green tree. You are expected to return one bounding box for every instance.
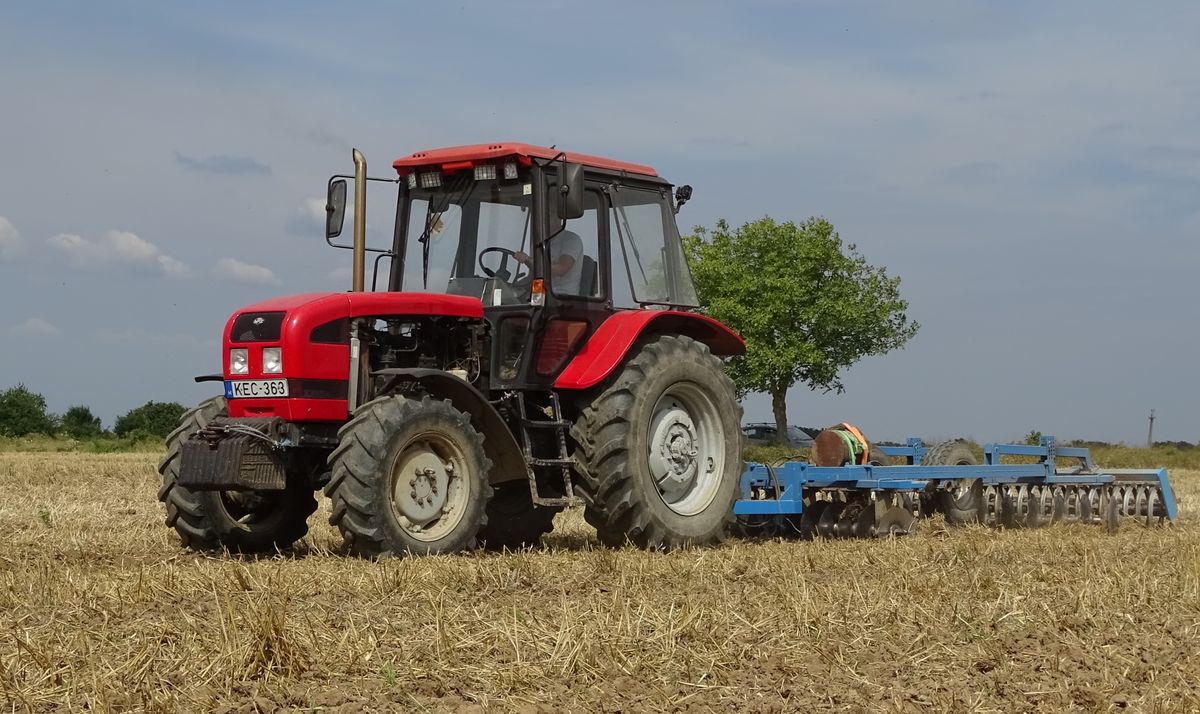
[684,217,918,444]
[62,405,104,439]
[0,384,58,437]
[114,401,186,439]
[1024,429,1043,446]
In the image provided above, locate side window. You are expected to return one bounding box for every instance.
[546,189,601,299]
[609,186,699,307]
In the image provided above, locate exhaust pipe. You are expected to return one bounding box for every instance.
[351,148,367,292]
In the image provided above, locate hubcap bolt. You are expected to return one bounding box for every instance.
[410,489,417,499]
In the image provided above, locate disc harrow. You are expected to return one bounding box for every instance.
[734,437,1177,539]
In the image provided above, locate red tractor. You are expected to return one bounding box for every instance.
[159,143,745,556]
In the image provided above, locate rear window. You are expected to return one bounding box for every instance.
[230,312,285,342]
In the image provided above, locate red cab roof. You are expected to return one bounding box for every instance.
[392,142,658,177]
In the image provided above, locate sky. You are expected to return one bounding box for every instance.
[1,1,1198,444]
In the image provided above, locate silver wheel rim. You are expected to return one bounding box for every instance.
[388,430,470,542]
[647,382,726,516]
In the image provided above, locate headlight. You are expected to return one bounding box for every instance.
[229,348,249,375]
[262,347,283,374]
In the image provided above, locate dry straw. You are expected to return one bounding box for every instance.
[0,453,1197,711]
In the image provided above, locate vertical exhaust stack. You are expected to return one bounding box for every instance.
[351,148,367,292]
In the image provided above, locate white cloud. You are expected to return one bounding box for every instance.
[215,257,281,286]
[46,229,190,277]
[286,196,328,236]
[10,317,60,338]
[0,217,21,258]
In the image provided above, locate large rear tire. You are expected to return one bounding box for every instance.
[925,439,981,525]
[478,482,560,551]
[326,395,492,558]
[570,335,743,549]
[157,397,317,553]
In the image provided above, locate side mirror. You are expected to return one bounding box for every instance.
[559,163,585,220]
[326,179,347,239]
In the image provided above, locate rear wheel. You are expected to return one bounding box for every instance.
[924,440,981,525]
[326,395,492,558]
[157,397,317,552]
[571,335,743,549]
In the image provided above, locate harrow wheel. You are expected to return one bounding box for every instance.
[924,440,980,525]
[570,335,743,549]
[158,396,317,553]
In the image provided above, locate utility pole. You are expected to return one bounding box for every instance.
[1147,409,1155,447]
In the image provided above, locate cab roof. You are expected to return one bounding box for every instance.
[392,142,658,178]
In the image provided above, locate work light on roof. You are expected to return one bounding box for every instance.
[503,161,519,180]
[474,164,497,181]
[419,171,442,189]
[406,173,417,189]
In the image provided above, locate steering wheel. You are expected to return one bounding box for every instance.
[478,247,530,285]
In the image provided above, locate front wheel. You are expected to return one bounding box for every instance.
[571,335,743,549]
[326,395,493,558]
[157,397,317,552]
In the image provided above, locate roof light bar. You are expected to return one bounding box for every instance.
[474,164,497,181]
[419,171,442,189]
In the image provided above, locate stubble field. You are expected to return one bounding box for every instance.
[0,452,1197,713]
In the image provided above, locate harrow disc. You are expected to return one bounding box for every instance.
[798,500,829,540]
[875,506,916,537]
[852,505,876,538]
[980,485,1002,527]
[835,499,869,538]
[1099,487,1120,533]
[1029,486,1053,528]
[1145,488,1164,527]
[816,500,846,539]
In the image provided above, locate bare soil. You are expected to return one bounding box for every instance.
[0,453,1197,712]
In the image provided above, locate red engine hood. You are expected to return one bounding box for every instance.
[236,291,484,320]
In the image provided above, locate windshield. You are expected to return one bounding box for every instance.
[397,171,533,306]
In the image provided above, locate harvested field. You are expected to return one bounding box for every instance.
[0,452,1197,712]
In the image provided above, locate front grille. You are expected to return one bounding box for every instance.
[231,312,285,342]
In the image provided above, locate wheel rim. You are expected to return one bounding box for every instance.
[647,382,726,516]
[388,430,470,542]
[219,490,285,532]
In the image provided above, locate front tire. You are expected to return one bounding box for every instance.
[157,397,317,553]
[326,395,492,558]
[571,335,743,549]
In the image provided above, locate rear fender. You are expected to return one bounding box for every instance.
[554,310,744,390]
[373,368,526,485]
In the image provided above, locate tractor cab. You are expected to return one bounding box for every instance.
[324,143,703,390]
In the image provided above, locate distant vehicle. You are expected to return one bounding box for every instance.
[742,423,820,448]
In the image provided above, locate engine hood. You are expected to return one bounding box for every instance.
[234,291,484,321]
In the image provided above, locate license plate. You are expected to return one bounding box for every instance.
[225,379,289,399]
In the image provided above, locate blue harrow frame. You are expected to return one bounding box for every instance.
[733,436,1176,529]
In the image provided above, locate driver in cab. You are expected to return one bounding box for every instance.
[514,230,584,295]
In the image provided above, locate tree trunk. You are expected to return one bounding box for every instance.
[771,387,789,445]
